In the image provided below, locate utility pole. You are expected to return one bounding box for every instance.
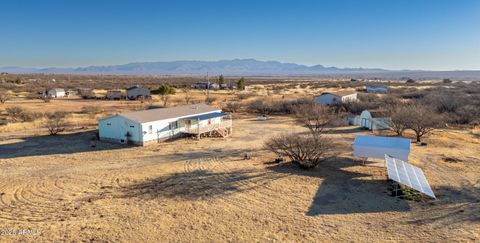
[206,72,210,99]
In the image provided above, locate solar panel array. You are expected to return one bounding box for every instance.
[385,155,436,198]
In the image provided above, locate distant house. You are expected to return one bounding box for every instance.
[106,90,122,100]
[46,88,66,98]
[366,85,388,93]
[315,91,358,105]
[126,86,150,100]
[193,82,219,90]
[358,110,391,131]
[98,103,232,146]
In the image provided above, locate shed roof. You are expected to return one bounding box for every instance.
[117,103,221,123]
[50,88,65,92]
[320,90,357,97]
[353,135,410,150]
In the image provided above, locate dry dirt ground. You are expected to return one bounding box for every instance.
[0,116,479,242]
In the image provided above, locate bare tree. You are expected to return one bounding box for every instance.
[293,103,334,135]
[387,105,410,136]
[183,88,192,104]
[6,107,25,122]
[224,101,241,113]
[248,99,273,116]
[265,133,335,169]
[44,112,68,135]
[404,104,444,142]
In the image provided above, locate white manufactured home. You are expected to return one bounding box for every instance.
[98,104,232,145]
[315,91,358,105]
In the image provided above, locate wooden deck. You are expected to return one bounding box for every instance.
[182,120,233,139]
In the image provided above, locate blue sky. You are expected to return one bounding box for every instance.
[1,0,479,70]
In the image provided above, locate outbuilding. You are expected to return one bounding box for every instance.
[366,85,388,93]
[315,91,358,105]
[353,135,411,161]
[46,88,66,98]
[359,110,391,131]
[98,103,232,145]
[126,86,150,100]
[106,90,122,100]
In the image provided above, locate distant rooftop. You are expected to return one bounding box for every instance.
[320,90,357,97]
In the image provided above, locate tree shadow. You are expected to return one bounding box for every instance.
[267,157,411,215]
[118,168,286,200]
[142,148,259,163]
[0,131,128,159]
[407,181,480,226]
[325,127,364,134]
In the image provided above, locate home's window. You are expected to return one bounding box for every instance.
[106,123,111,126]
[169,121,178,130]
[148,125,153,134]
[130,125,135,128]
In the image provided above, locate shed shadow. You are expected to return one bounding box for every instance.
[267,157,411,215]
[118,168,286,200]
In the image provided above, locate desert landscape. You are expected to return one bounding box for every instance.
[1,1,480,241]
[0,77,479,242]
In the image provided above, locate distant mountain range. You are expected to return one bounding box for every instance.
[1,59,479,80]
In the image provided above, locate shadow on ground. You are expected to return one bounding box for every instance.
[0,131,128,159]
[407,181,480,226]
[267,157,411,216]
[119,168,286,200]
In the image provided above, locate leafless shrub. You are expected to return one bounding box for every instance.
[81,106,102,115]
[403,104,445,142]
[42,96,52,103]
[387,105,410,136]
[224,101,241,113]
[0,90,8,104]
[44,112,68,135]
[293,103,335,135]
[454,105,480,124]
[183,88,192,104]
[265,133,335,169]
[6,106,42,122]
[204,96,217,105]
[237,93,255,100]
[248,99,273,115]
[6,107,24,122]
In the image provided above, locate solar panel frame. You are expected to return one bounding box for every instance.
[385,155,436,198]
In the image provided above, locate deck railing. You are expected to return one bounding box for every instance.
[183,119,232,135]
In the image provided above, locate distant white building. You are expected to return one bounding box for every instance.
[358,110,391,131]
[315,91,358,105]
[366,85,388,93]
[46,88,66,98]
[98,103,232,145]
[126,86,150,100]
